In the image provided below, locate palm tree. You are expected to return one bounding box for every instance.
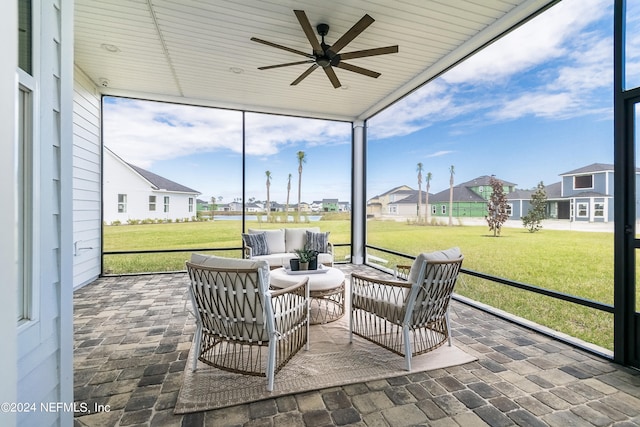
[425,171,432,223]
[448,165,455,226]
[285,173,292,223]
[296,151,306,220]
[416,162,423,221]
[265,170,272,220]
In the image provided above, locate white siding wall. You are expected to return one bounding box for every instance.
[73,69,102,288]
[15,0,74,426]
[103,150,198,223]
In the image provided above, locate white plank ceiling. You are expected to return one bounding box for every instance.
[74,0,558,122]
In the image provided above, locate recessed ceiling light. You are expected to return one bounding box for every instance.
[100,43,120,53]
[229,67,244,74]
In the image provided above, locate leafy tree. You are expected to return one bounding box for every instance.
[297,151,306,219]
[486,176,509,237]
[425,171,432,223]
[448,165,455,226]
[522,181,547,232]
[417,162,423,220]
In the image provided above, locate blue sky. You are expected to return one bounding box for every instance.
[103,0,620,204]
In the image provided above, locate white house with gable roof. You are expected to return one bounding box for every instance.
[104,147,200,224]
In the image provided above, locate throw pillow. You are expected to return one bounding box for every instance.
[249,228,285,254]
[306,231,330,253]
[242,232,269,256]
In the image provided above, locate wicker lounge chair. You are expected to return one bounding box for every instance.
[350,248,463,371]
[186,254,309,391]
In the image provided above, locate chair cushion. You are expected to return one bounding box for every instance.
[284,227,320,253]
[242,232,269,256]
[306,230,330,252]
[408,247,462,284]
[351,293,405,324]
[249,228,285,254]
[190,253,268,270]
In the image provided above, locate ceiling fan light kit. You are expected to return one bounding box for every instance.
[251,10,398,89]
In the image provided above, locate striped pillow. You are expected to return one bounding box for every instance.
[305,231,330,253]
[242,232,269,256]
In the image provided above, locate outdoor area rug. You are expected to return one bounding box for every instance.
[174,313,477,414]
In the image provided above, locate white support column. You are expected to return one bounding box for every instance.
[352,120,365,264]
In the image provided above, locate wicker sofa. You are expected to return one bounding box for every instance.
[242,227,333,269]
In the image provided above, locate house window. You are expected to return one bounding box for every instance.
[18,0,36,320]
[189,197,194,213]
[441,205,447,214]
[388,205,397,214]
[577,202,588,218]
[18,81,34,322]
[506,203,513,216]
[164,196,170,212]
[431,205,436,214]
[574,175,593,189]
[594,202,604,217]
[149,195,156,211]
[118,194,127,213]
[19,0,32,74]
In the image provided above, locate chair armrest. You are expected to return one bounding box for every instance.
[270,277,309,332]
[326,241,334,255]
[270,277,309,298]
[395,265,411,280]
[351,273,410,305]
[243,245,253,259]
[351,273,410,289]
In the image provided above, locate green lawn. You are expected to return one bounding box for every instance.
[104,218,619,350]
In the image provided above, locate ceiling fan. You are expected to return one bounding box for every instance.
[250,10,398,89]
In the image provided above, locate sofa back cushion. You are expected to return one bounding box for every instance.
[249,228,285,254]
[285,227,320,253]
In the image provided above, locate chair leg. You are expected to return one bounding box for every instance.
[446,309,452,347]
[403,325,411,371]
[349,309,353,343]
[267,339,276,392]
[191,323,202,372]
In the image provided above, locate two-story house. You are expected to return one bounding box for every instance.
[366,185,414,217]
[429,176,517,219]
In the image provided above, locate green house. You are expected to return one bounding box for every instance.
[429,175,516,218]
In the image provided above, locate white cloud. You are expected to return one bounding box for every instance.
[369,0,613,139]
[426,150,454,158]
[104,99,351,167]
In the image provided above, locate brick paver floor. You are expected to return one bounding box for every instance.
[73,265,640,426]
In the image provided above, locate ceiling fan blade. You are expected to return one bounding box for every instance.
[291,64,319,86]
[336,62,381,78]
[323,66,341,88]
[258,60,315,70]
[339,45,399,60]
[294,10,323,55]
[251,37,313,58]
[329,14,375,54]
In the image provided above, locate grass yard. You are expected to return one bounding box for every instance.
[104,218,621,350]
